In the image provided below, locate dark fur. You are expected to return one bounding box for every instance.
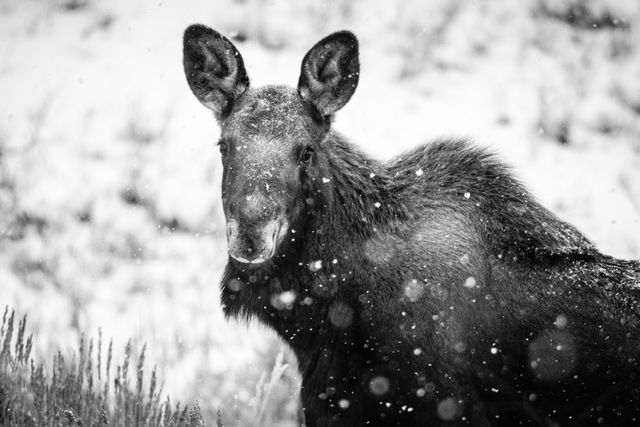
[184,27,640,426]
[222,135,640,426]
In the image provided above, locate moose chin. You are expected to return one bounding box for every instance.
[183,25,640,427]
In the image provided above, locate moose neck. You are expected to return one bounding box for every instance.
[308,131,408,243]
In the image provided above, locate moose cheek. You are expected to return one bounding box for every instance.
[280,165,302,191]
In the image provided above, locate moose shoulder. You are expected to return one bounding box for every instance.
[183,25,640,427]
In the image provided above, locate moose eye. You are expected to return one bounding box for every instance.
[218,140,228,156]
[299,146,314,164]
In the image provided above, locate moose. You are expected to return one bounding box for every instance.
[183,25,640,426]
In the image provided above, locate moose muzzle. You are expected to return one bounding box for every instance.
[226,217,285,264]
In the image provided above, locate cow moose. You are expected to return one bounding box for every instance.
[183,25,640,426]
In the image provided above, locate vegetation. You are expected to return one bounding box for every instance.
[0,307,214,427]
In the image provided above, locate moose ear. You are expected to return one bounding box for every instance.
[297,31,359,117]
[183,24,249,118]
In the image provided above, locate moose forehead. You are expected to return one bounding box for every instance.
[222,85,319,146]
[219,85,321,189]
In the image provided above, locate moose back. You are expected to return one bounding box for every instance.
[183,25,640,426]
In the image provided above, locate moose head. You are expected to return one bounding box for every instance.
[183,25,359,267]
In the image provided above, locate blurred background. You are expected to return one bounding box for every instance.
[1,0,639,425]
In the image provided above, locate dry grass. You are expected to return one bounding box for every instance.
[0,306,216,427]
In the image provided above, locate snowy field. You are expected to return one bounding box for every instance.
[1,0,639,425]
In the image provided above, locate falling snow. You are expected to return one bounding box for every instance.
[404,279,424,302]
[437,398,459,421]
[364,233,397,264]
[463,276,477,289]
[554,314,568,329]
[227,278,243,292]
[308,260,323,272]
[368,376,390,396]
[328,301,354,329]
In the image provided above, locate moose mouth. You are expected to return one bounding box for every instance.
[228,249,274,265]
[230,256,270,264]
[227,219,284,265]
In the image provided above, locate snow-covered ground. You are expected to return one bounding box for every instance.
[1,0,639,425]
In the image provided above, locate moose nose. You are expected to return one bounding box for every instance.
[226,218,282,265]
[228,191,275,223]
